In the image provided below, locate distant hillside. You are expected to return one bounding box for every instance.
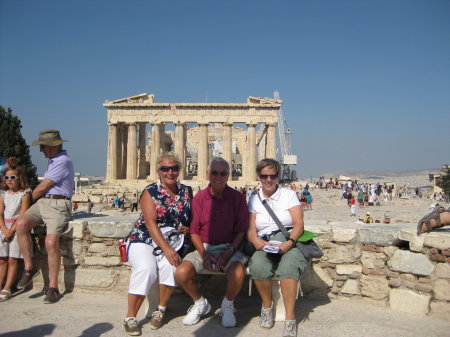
[315,168,441,179]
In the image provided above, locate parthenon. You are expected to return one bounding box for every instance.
[103,93,282,184]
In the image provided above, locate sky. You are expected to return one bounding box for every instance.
[1,0,449,178]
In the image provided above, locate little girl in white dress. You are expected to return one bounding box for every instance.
[0,165,31,301]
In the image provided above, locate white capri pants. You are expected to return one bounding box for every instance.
[128,242,177,296]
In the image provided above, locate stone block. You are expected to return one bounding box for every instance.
[106,245,120,256]
[88,243,108,254]
[414,283,432,293]
[387,250,434,276]
[336,264,362,275]
[361,251,386,269]
[382,246,398,257]
[403,280,415,289]
[432,263,450,279]
[386,271,400,279]
[360,275,390,300]
[430,301,450,320]
[336,275,349,281]
[84,256,121,266]
[388,279,402,288]
[389,289,431,316]
[429,254,446,262]
[70,221,87,239]
[87,216,137,238]
[320,263,336,268]
[301,263,334,290]
[400,274,416,281]
[398,229,425,252]
[72,240,84,256]
[423,233,450,250]
[340,279,360,295]
[359,227,400,246]
[362,268,386,276]
[433,279,450,301]
[332,228,357,243]
[443,249,450,257]
[362,245,383,253]
[324,243,361,264]
[73,269,117,288]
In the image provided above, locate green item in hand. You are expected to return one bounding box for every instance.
[297,230,322,242]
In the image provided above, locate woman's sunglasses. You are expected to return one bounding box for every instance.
[210,171,228,177]
[3,175,17,180]
[159,165,179,172]
[259,174,278,180]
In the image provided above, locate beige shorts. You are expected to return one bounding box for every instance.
[183,243,248,273]
[26,198,72,235]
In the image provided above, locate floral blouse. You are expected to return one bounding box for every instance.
[127,180,191,245]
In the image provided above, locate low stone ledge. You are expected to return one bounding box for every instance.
[73,269,118,288]
[84,256,121,266]
[423,232,450,250]
[398,229,424,252]
[359,227,401,246]
[87,216,136,238]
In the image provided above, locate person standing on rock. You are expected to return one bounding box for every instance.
[15,129,74,303]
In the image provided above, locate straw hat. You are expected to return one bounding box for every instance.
[32,129,67,146]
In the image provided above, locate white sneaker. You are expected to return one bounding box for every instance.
[182,298,211,325]
[220,301,236,328]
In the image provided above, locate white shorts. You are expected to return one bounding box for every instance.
[128,242,177,296]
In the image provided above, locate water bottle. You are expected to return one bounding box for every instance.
[118,240,127,262]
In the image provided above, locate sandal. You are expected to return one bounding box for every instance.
[417,205,448,235]
[0,289,12,302]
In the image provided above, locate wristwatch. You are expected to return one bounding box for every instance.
[288,238,296,246]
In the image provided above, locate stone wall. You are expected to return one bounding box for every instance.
[32,216,450,320]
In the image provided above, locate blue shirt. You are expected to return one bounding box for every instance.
[45,150,75,198]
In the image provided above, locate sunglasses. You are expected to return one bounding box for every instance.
[159,165,179,172]
[210,171,228,177]
[259,174,278,180]
[3,175,17,180]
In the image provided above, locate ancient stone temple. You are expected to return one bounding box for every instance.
[103,93,281,184]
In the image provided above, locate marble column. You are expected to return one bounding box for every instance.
[106,123,118,181]
[246,123,257,181]
[197,123,209,181]
[150,122,161,181]
[138,122,146,179]
[126,123,137,180]
[222,122,232,167]
[121,124,128,179]
[116,124,123,179]
[175,122,186,180]
[266,122,277,160]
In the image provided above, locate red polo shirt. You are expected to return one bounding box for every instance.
[190,185,248,244]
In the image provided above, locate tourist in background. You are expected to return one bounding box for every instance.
[123,153,192,335]
[0,161,31,301]
[247,158,307,337]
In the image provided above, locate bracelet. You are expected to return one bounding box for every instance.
[288,238,296,246]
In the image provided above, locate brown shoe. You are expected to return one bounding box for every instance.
[17,268,40,290]
[123,317,141,336]
[149,309,165,329]
[44,288,61,303]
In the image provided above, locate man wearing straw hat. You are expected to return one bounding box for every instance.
[15,129,74,303]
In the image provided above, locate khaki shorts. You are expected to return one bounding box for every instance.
[26,198,72,235]
[183,243,248,273]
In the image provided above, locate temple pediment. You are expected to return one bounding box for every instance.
[107,93,155,104]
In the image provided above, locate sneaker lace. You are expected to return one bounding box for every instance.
[152,310,163,320]
[127,319,138,328]
[219,304,236,317]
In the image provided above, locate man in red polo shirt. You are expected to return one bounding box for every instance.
[176,157,248,328]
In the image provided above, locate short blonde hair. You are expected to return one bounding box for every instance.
[157,152,182,167]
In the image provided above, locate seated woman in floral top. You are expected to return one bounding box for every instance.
[123,153,192,335]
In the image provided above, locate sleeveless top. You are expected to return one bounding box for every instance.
[1,189,30,227]
[127,181,191,245]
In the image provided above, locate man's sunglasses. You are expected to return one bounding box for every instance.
[210,171,228,177]
[160,165,179,172]
[3,175,17,180]
[259,174,278,180]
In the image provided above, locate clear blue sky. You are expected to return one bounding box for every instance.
[1,0,449,177]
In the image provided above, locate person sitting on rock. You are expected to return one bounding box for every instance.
[362,212,374,224]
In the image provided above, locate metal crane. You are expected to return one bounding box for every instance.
[274,91,298,182]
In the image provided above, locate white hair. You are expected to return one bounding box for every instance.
[207,157,230,171]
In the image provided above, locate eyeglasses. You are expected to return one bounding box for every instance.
[3,175,17,180]
[210,171,228,177]
[159,165,179,172]
[259,174,278,180]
